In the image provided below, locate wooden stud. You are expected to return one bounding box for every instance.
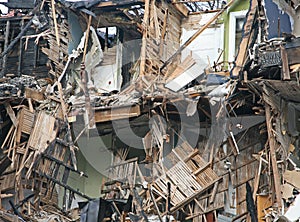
[265,104,282,209]
[4,103,18,128]
[51,0,60,47]
[231,0,258,77]
[82,15,92,64]
[159,8,168,57]
[1,20,10,77]
[209,181,219,204]
[280,45,290,80]
[140,0,150,76]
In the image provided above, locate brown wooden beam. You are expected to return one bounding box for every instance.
[231,0,258,77]
[94,105,141,123]
[280,45,290,80]
[265,104,282,209]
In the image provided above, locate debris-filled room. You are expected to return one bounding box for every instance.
[0,0,300,221]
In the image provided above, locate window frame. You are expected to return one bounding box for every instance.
[228,10,248,62]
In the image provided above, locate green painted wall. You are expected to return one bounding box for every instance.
[68,149,105,199]
[222,0,250,63]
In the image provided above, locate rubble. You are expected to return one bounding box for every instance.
[0,0,299,221]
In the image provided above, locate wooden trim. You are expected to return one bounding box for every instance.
[94,105,141,123]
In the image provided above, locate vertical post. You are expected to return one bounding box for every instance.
[280,45,290,80]
[139,0,150,76]
[51,0,60,47]
[105,26,108,51]
[1,20,10,77]
[82,15,92,64]
[18,19,24,76]
[265,104,282,209]
[166,182,171,222]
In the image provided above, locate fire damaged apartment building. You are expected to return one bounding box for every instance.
[0,0,300,221]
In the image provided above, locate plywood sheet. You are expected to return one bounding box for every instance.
[27,111,58,152]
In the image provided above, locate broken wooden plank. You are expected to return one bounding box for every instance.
[25,88,45,101]
[151,0,161,40]
[94,105,141,123]
[4,103,18,128]
[82,15,92,64]
[172,0,189,16]
[51,0,60,47]
[252,157,262,202]
[231,0,258,77]
[139,0,150,76]
[159,8,168,56]
[209,181,219,204]
[265,104,282,209]
[280,45,291,80]
[27,111,57,151]
[165,53,196,82]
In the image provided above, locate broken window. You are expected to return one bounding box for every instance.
[97,26,118,52]
[235,17,244,55]
[228,10,246,62]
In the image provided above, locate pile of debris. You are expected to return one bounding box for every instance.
[0,0,300,221]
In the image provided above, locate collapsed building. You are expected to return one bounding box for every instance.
[0,0,300,221]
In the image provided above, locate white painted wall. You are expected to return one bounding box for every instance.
[181,25,224,69]
[93,43,123,93]
[166,13,224,91]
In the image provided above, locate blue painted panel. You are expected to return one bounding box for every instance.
[265,0,292,38]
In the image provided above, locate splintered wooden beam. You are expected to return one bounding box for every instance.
[172,1,189,16]
[265,104,282,209]
[164,53,195,82]
[82,15,92,64]
[4,103,18,128]
[231,0,258,77]
[139,0,150,76]
[159,8,168,56]
[57,82,78,171]
[280,45,290,80]
[51,0,60,47]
